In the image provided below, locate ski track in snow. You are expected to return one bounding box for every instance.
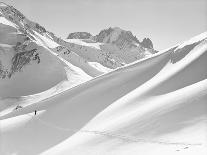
[26,113,202,147]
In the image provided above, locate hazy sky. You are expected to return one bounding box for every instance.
[3,0,207,50]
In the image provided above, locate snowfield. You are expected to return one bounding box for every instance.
[1,31,207,155]
[0,2,207,155]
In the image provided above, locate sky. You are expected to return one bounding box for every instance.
[2,0,207,50]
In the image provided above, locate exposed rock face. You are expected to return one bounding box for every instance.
[92,27,140,50]
[0,3,54,79]
[63,27,158,68]
[67,27,155,51]
[93,27,114,43]
[0,3,63,80]
[0,2,25,22]
[0,2,157,74]
[93,27,139,44]
[140,38,153,49]
[67,32,92,39]
[0,40,40,79]
[35,23,46,34]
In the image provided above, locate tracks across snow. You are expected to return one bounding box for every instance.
[27,113,202,147]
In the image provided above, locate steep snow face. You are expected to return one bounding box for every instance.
[0,17,68,97]
[60,39,126,69]
[0,3,93,97]
[54,45,110,76]
[0,45,67,97]
[0,3,112,77]
[62,38,153,68]
[0,32,207,155]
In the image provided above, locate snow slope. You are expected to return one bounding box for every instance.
[0,3,106,98]
[0,17,67,97]
[42,33,207,155]
[0,15,93,98]
[0,32,207,155]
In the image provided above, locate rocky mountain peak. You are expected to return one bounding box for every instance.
[67,32,92,39]
[93,27,139,44]
[66,27,140,44]
[140,38,153,49]
[0,3,25,22]
[66,27,155,50]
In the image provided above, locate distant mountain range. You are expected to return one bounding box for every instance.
[64,27,158,69]
[0,2,178,97]
[67,27,154,49]
[0,2,158,79]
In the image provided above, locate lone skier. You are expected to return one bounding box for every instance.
[34,110,37,115]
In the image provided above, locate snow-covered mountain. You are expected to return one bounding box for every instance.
[0,2,94,97]
[64,27,157,68]
[0,2,159,98]
[1,2,207,155]
[67,27,154,50]
[1,30,207,155]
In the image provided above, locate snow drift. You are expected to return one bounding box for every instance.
[0,30,207,155]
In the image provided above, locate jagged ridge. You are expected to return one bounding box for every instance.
[67,27,155,50]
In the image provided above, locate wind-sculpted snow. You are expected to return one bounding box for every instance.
[0,31,207,155]
[0,2,207,155]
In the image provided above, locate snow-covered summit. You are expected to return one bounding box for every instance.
[0,2,157,71]
[68,27,155,50]
[64,27,157,69]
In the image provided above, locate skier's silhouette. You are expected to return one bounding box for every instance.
[35,110,37,115]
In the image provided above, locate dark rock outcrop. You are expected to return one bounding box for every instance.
[67,32,92,39]
[140,38,153,49]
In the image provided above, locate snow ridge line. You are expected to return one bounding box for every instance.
[28,113,202,146]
